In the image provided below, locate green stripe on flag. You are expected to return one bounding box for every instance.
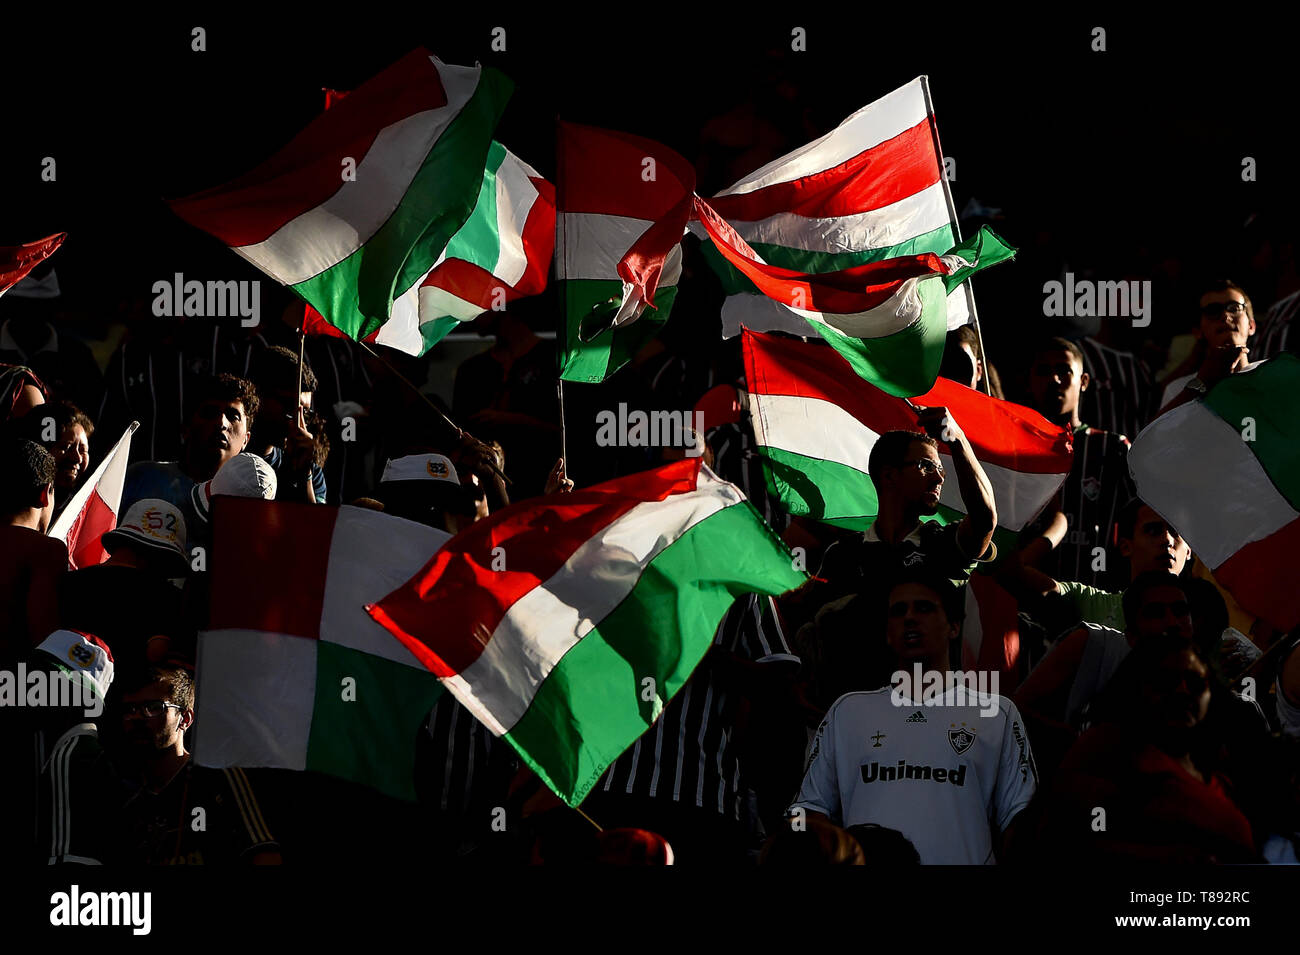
[1203,354,1300,509]
[292,68,512,341]
[440,140,508,274]
[307,641,446,802]
[559,279,677,382]
[503,501,804,806]
[702,224,956,297]
[812,276,949,398]
[941,227,1018,293]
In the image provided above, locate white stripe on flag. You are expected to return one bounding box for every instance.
[720,285,967,340]
[717,78,928,196]
[493,153,542,287]
[1130,400,1298,568]
[750,391,1064,529]
[558,212,684,283]
[449,470,746,736]
[232,59,482,286]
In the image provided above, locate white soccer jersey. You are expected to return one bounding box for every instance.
[791,687,1038,865]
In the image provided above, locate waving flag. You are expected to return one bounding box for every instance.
[367,459,805,806]
[169,50,511,354]
[195,500,450,800]
[700,76,976,339]
[1130,355,1300,631]
[703,200,1012,396]
[556,122,695,382]
[0,233,66,298]
[741,329,1071,534]
[48,422,137,570]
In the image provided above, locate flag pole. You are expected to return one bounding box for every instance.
[572,805,603,833]
[357,340,511,488]
[920,75,992,396]
[555,112,570,481]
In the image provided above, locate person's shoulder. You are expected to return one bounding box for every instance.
[826,687,894,717]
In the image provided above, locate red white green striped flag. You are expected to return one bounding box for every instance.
[169,50,511,355]
[1129,355,1300,631]
[556,122,696,382]
[741,329,1072,535]
[700,197,1011,396]
[700,76,973,340]
[367,459,805,806]
[194,499,450,800]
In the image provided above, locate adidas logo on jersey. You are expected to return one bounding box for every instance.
[861,760,967,787]
[905,710,927,723]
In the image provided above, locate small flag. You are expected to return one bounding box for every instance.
[1130,355,1300,631]
[194,500,450,800]
[367,459,805,806]
[48,422,138,570]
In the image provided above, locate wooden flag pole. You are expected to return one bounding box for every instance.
[572,804,603,833]
[920,75,993,396]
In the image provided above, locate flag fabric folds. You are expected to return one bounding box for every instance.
[741,329,1071,533]
[367,459,806,807]
[1129,355,1300,631]
[48,422,137,570]
[0,233,66,298]
[169,50,511,355]
[194,500,450,800]
[556,122,696,382]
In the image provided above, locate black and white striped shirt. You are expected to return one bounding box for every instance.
[1079,338,1153,441]
[597,593,799,820]
[1045,425,1135,591]
[1258,288,1300,360]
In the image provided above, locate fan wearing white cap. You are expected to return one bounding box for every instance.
[375,452,486,534]
[188,451,277,549]
[22,629,121,864]
[56,499,187,670]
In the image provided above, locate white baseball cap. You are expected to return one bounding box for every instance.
[380,453,460,486]
[34,629,115,702]
[191,451,278,520]
[102,499,189,574]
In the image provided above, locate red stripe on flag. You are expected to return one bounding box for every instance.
[208,497,338,638]
[369,459,702,675]
[1213,517,1300,632]
[65,491,115,570]
[707,118,940,222]
[742,329,1073,475]
[694,197,946,315]
[966,574,1022,693]
[169,50,448,247]
[557,122,696,218]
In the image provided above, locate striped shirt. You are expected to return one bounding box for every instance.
[1078,338,1153,441]
[417,694,516,824]
[598,593,799,820]
[709,419,788,534]
[1257,288,1300,360]
[34,722,119,865]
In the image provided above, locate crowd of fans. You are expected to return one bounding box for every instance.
[1,222,1299,866]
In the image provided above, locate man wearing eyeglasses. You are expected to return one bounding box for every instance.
[1158,280,1260,412]
[113,665,280,864]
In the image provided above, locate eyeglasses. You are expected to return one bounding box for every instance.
[121,700,184,719]
[1201,302,1248,317]
[901,459,945,478]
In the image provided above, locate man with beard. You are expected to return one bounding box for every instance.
[112,665,280,864]
[119,374,259,518]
